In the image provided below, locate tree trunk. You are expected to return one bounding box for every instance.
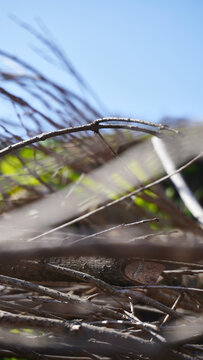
[0,257,164,286]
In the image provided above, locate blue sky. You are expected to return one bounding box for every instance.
[1,0,203,123]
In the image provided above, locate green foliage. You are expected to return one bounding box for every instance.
[3,358,25,360]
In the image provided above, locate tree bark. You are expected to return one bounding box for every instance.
[0,257,164,286]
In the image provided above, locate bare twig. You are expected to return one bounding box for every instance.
[33,261,182,319]
[160,293,184,328]
[66,217,159,246]
[0,274,123,320]
[95,117,178,133]
[0,310,156,357]
[163,269,203,275]
[0,111,166,157]
[28,151,203,242]
[123,284,203,294]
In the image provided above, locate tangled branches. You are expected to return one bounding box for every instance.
[0,25,203,360]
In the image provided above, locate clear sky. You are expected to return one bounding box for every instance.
[1,0,203,123]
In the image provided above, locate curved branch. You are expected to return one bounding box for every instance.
[0,109,174,157]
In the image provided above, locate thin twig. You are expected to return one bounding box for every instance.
[163,269,203,275]
[32,261,182,319]
[0,310,157,357]
[0,110,165,157]
[95,117,178,133]
[160,293,184,328]
[66,218,159,246]
[123,284,203,293]
[28,151,203,242]
[0,274,123,320]
[124,309,165,342]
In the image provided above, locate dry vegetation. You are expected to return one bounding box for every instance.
[0,24,203,360]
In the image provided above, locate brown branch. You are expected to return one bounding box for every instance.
[0,112,167,157]
[0,310,185,359]
[0,310,68,332]
[0,298,65,320]
[0,310,193,359]
[31,261,181,319]
[0,310,155,356]
[0,274,123,320]
[67,218,159,246]
[94,117,178,133]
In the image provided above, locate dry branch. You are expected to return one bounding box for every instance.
[0,112,170,158]
[27,151,203,242]
[0,25,203,360]
[0,274,124,320]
